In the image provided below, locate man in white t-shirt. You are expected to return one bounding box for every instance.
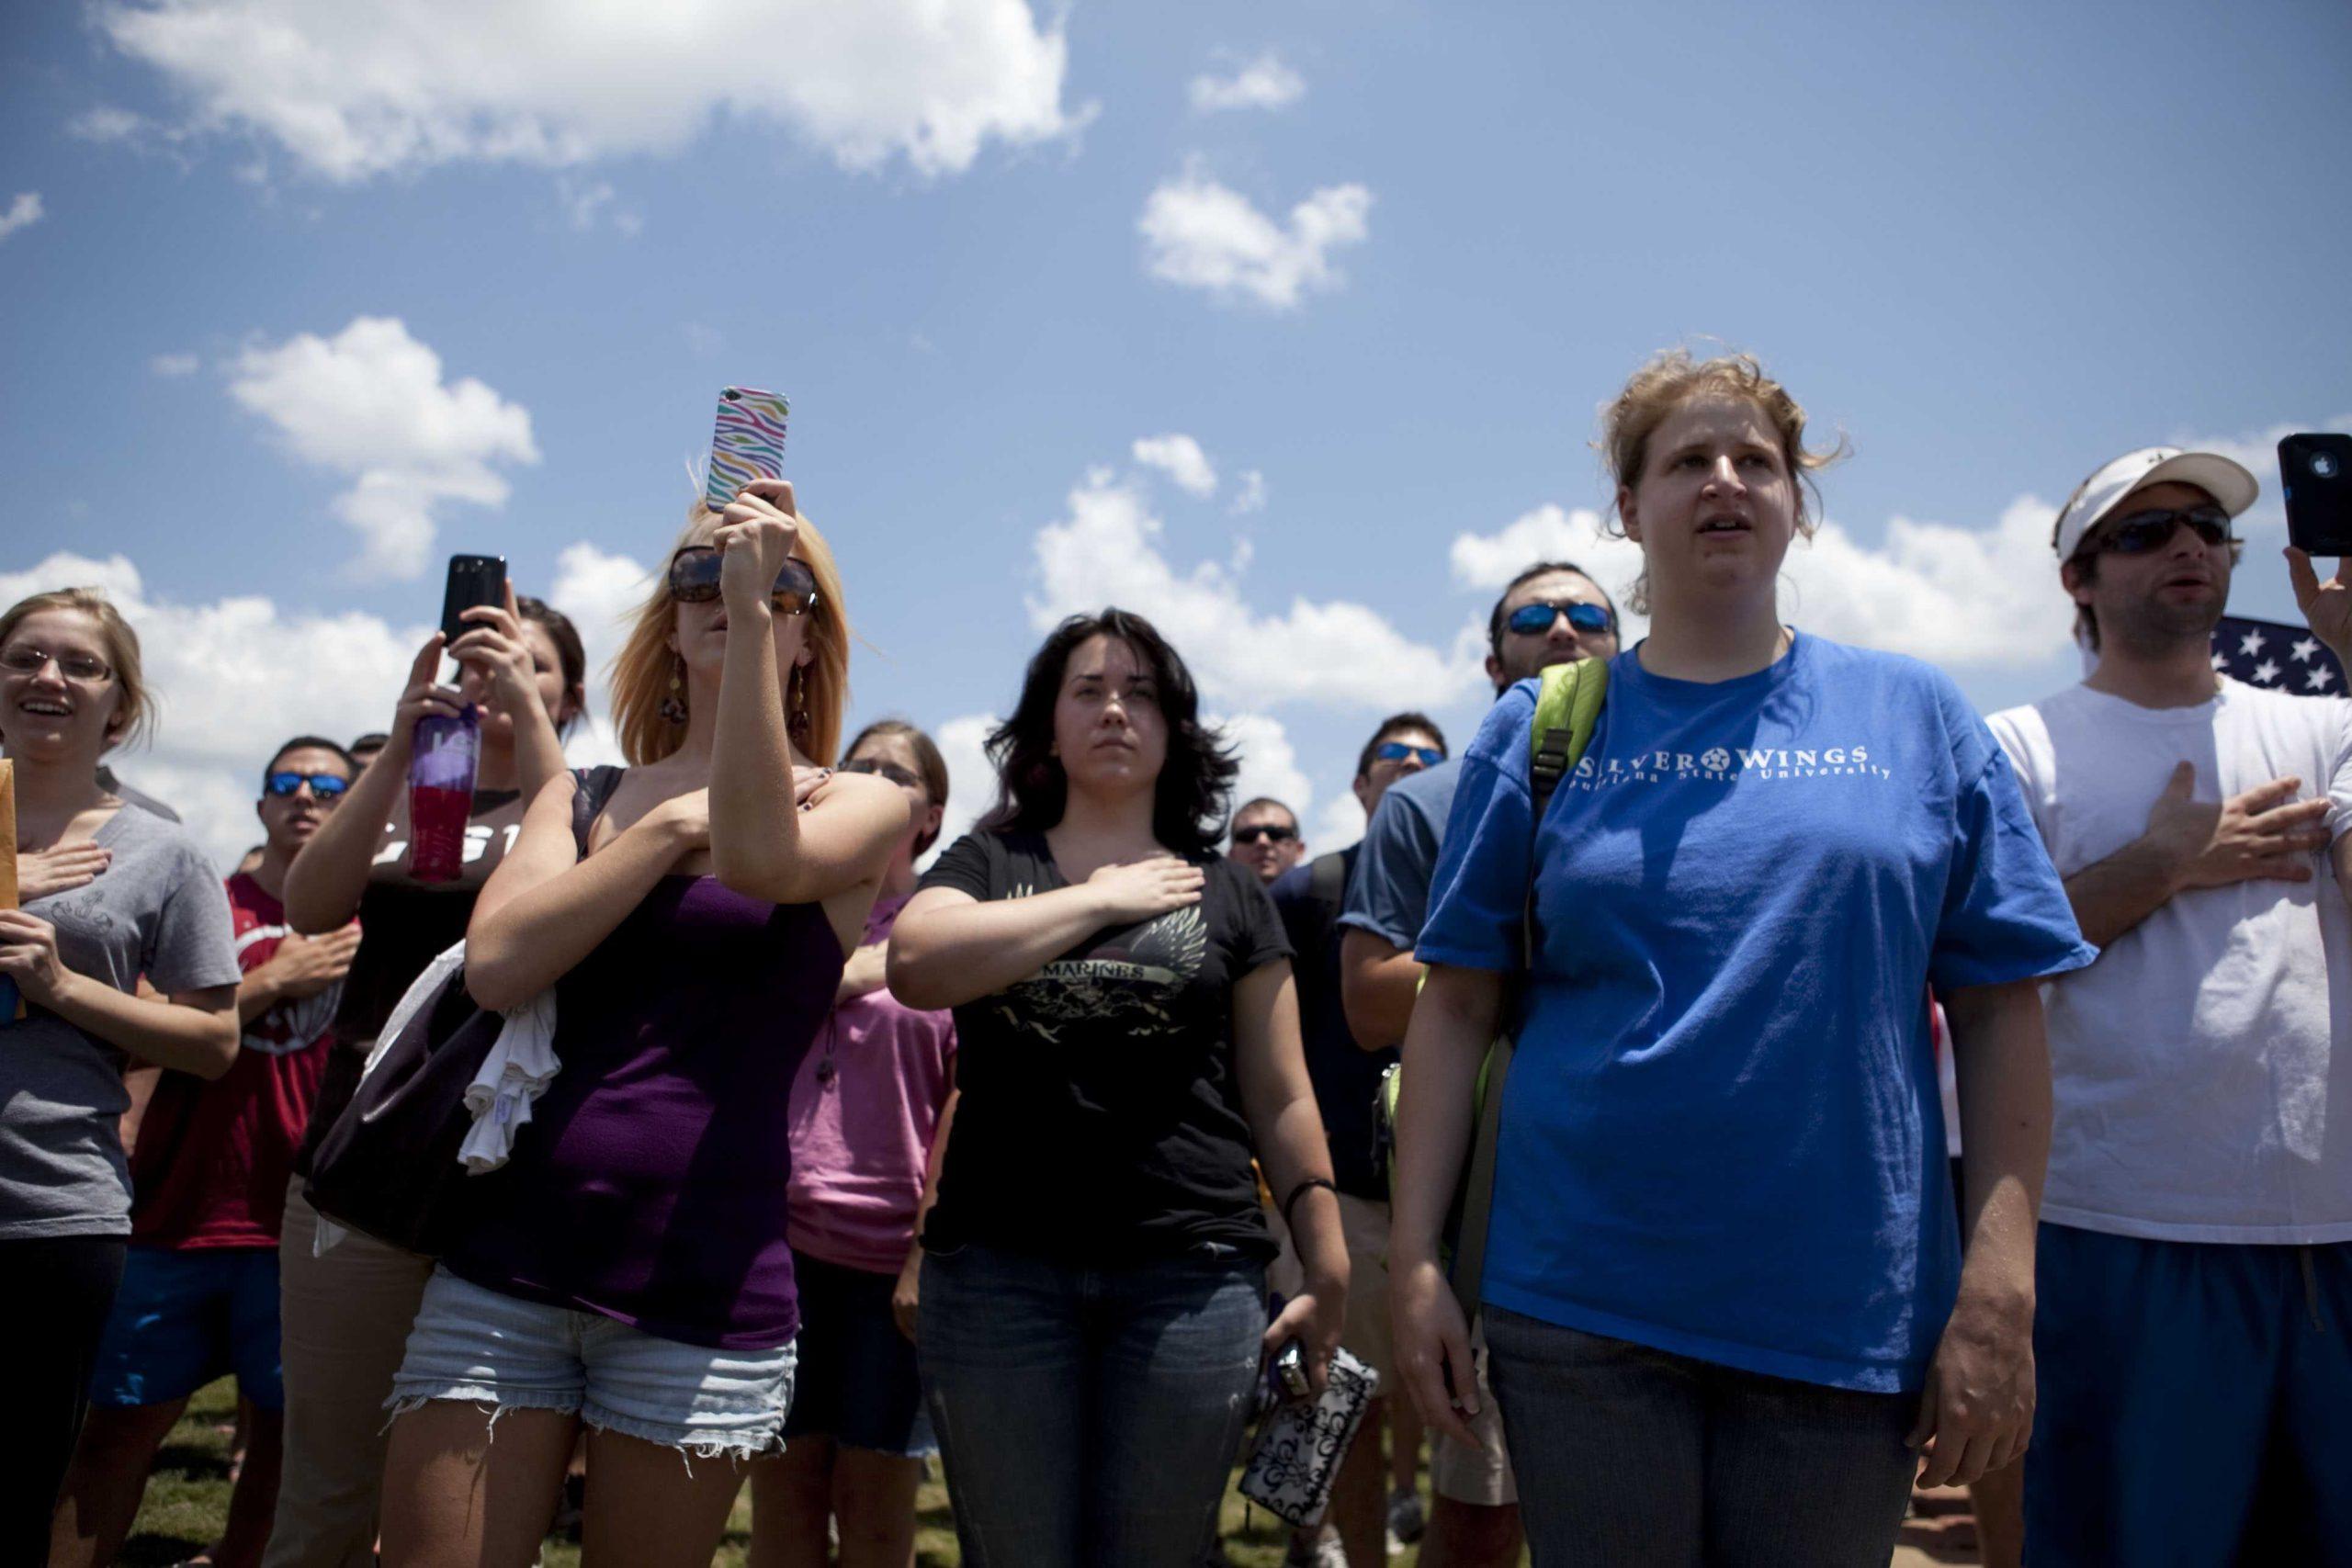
[1987,446,2352,1567]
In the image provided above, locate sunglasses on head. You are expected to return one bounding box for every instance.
[1233,823,1297,846]
[1374,740,1444,767]
[265,771,349,799]
[840,757,923,791]
[2086,505,2233,557]
[1505,600,1614,637]
[667,547,820,615]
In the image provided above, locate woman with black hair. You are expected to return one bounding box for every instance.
[888,608,1348,1568]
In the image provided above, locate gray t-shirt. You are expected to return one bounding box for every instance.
[1,804,240,1239]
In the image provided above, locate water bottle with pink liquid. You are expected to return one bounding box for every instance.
[407,708,480,883]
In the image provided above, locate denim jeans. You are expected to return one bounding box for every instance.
[918,1242,1266,1568]
[1484,1306,1915,1567]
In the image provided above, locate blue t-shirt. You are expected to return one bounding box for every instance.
[1418,633,2095,1393]
[1339,758,1461,953]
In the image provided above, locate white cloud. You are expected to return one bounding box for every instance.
[548,540,650,768]
[1031,468,1474,710]
[1446,495,2075,669]
[0,192,44,243]
[68,106,148,142]
[1132,434,1218,498]
[94,0,1087,183]
[0,550,429,871]
[1215,710,1313,835]
[227,316,538,581]
[556,175,639,235]
[1138,161,1371,310]
[1230,469,1268,514]
[1189,52,1306,114]
[149,352,200,377]
[924,711,999,867]
[1312,787,1365,855]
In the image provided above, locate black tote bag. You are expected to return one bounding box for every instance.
[301,766,624,1255]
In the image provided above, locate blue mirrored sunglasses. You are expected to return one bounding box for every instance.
[1374,741,1444,767]
[264,771,349,798]
[1505,600,1613,637]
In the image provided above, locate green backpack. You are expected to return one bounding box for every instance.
[1379,655,1608,1325]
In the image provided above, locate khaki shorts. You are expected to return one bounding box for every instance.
[1430,1325,1518,1506]
[1270,1190,1396,1391]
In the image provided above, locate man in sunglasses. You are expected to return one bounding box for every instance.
[1334,560,1620,1568]
[1986,447,2352,1566]
[1229,797,1307,886]
[63,738,361,1568]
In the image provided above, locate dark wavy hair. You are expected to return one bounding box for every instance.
[976,608,1238,857]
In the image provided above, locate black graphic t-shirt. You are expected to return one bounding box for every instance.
[916,829,1293,1265]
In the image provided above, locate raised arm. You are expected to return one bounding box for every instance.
[449,581,570,802]
[285,636,460,932]
[462,775,705,1012]
[2063,762,2327,946]
[1234,959,1348,1390]
[701,482,903,906]
[888,855,1204,1010]
[1386,961,1507,1449]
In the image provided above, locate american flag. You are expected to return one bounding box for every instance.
[2211,615,2346,695]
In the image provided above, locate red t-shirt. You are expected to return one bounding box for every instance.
[128,874,341,1248]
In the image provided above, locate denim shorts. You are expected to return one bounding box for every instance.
[782,1249,935,1458]
[90,1247,285,1410]
[388,1267,797,1461]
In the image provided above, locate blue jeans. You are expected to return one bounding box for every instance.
[917,1242,1265,1568]
[1484,1306,1915,1567]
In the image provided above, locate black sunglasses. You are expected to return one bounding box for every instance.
[1505,600,1614,637]
[1233,824,1297,845]
[667,547,820,615]
[1374,741,1444,767]
[840,757,923,791]
[2087,506,2233,557]
[264,771,349,799]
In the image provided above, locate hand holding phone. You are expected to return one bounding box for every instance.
[2280,434,2352,557]
[439,555,508,647]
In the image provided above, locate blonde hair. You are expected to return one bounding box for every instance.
[1599,348,1846,614]
[608,502,851,766]
[0,587,153,750]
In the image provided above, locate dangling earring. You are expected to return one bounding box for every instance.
[787,664,813,744]
[658,655,688,725]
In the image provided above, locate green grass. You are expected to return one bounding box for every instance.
[130,1378,1428,1566]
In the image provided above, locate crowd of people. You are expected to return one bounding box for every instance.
[6,347,2346,1568]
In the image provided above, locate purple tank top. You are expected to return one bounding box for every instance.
[441,875,845,1349]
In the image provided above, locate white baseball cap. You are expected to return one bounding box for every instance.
[2052,446,2260,560]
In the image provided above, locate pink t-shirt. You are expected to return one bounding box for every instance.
[786,893,957,1274]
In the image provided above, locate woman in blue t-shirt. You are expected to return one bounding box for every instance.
[1388,350,2097,1565]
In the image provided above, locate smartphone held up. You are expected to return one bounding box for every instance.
[707,386,790,513]
[2280,434,2352,558]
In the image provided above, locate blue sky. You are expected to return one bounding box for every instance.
[5,0,2350,866]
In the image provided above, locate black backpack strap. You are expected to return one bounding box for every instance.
[570,765,627,858]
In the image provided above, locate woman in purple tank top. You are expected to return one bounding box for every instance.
[377,481,909,1568]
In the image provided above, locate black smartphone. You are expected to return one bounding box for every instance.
[2279,434,2352,557]
[439,554,507,646]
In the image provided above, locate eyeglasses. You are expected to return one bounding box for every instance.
[1373,741,1444,767]
[1232,824,1297,846]
[2086,506,2233,556]
[264,771,350,799]
[667,547,820,615]
[1,644,112,682]
[1504,600,1614,637]
[840,757,923,791]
